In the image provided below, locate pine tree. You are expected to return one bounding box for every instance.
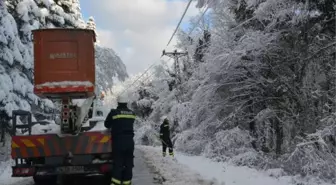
[0,1,40,116]
[86,16,96,30]
[86,16,99,44]
[55,0,86,28]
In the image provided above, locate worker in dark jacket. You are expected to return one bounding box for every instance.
[160,116,174,157]
[104,94,136,185]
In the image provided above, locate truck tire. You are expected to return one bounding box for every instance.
[33,175,57,185]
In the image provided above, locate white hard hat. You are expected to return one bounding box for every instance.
[117,94,128,103]
[161,115,168,121]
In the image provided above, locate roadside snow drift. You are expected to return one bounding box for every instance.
[0,161,33,185]
[138,146,334,185]
[138,146,224,185]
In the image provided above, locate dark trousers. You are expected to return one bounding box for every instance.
[111,138,134,184]
[162,137,173,154]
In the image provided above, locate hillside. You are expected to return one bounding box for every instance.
[95,45,128,93]
[104,0,336,184]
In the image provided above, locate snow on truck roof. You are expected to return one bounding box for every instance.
[35,81,94,88]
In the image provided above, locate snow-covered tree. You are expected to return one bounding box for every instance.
[95,45,128,93]
[187,0,336,182]
[62,0,84,25]
[86,16,100,45]
[0,1,39,116]
[52,0,86,28]
[104,0,336,183]
[86,16,96,32]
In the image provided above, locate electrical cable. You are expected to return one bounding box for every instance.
[122,58,173,93]
[118,0,202,96]
[166,0,193,47]
[188,6,209,35]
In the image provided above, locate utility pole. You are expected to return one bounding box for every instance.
[161,49,188,102]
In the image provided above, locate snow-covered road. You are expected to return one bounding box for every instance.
[0,149,158,185]
[1,146,334,185]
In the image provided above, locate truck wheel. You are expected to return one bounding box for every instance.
[33,175,57,185]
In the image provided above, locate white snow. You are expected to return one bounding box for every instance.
[138,146,335,185]
[138,145,224,185]
[88,121,107,132]
[88,116,105,122]
[72,99,86,106]
[35,81,94,88]
[31,120,60,135]
[0,161,33,185]
[42,99,55,109]
[41,0,53,7]
[137,99,153,108]
[175,153,293,185]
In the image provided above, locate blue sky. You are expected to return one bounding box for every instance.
[79,0,201,75]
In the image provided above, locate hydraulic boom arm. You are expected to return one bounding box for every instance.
[61,96,95,135]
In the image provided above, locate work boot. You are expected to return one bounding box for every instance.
[169,152,174,157]
[162,152,166,157]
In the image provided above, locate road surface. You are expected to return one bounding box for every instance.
[0,149,157,185]
[2,146,331,185]
[133,149,156,185]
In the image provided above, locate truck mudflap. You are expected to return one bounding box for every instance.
[12,163,112,177]
[11,131,111,158]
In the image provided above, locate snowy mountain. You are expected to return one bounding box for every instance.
[85,16,129,92]
[104,0,336,184]
[95,45,128,93]
[0,0,128,119]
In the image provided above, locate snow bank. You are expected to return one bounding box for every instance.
[138,146,334,185]
[137,145,223,185]
[175,152,292,185]
[178,153,335,185]
[35,81,93,88]
[0,161,32,185]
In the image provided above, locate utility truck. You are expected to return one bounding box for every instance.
[10,29,112,185]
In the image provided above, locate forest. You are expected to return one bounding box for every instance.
[104,0,336,183]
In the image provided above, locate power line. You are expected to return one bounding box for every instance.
[188,6,209,35]
[166,0,193,47]
[127,73,155,91]
[118,61,158,96]
[122,58,173,93]
[118,0,194,96]
[162,50,188,102]
[117,0,201,97]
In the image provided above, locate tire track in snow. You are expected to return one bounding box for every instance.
[137,145,225,185]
